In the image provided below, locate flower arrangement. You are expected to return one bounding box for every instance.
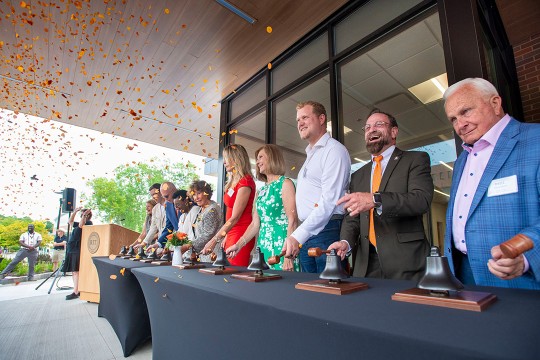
[165,231,191,249]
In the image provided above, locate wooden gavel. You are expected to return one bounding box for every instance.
[500,234,534,258]
[307,247,331,257]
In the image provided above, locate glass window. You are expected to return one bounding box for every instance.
[272,33,328,93]
[228,109,266,178]
[230,76,266,121]
[335,0,424,53]
[338,11,453,248]
[274,74,331,179]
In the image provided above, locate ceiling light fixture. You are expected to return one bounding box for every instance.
[354,157,368,164]
[438,160,453,171]
[120,109,213,139]
[434,189,450,197]
[215,0,257,24]
[408,73,448,104]
[0,74,71,97]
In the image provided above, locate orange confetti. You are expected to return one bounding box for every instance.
[120,268,126,276]
[164,8,170,14]
[20,1,27,8]
[266,26,273,33]
[267,63,272,70]
[110,275,117,280]
[154,277,160,283]
[108,254,117,260]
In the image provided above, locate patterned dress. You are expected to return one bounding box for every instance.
[257,176,298,271]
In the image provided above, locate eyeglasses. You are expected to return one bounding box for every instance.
[362,121,392,133]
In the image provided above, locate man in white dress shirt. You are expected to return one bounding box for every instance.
[0,224,42,281]
[135,183,166,253]
[281,101,351,273]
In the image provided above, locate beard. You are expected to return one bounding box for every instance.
[365,131,391,154]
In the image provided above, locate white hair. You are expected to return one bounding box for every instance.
[443,78,499,103]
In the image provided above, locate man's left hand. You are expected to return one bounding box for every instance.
[337,192,374,217]
[488,245,525,280]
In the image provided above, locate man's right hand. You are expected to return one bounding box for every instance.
[327,240,349,260]
[280,236,300,258]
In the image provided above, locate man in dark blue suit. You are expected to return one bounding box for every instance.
[157,182,179,249]
[444,78,540,289]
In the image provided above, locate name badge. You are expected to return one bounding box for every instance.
[487,175,518,197]
[227,188,235,197]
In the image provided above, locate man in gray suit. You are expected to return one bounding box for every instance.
[328,109,433,280]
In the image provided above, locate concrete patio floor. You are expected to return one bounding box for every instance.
[0,274,152,360]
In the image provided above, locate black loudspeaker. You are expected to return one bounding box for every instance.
[62,188,76,212]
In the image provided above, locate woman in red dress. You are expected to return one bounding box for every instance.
[202,144,255,266]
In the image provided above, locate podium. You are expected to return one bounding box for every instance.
[79,224,139,303]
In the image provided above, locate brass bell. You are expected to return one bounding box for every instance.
[137,246,146,259]
[118,246,127,256]
[247,247,269,275]
[212,247,230,269]
[147,249,157,260]
[417,246,464,296]
[319,249,348,283]
[126,245,135,256]
[160,250,172,262]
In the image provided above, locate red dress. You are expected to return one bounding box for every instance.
[223,175,256,266]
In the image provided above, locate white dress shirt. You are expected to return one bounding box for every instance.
[21,232,42,247]
[291,132,351,244]
[143,202,166,245]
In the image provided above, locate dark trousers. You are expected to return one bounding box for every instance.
[452,247,476,285]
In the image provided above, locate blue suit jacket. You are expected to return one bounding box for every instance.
[444,118,540,289]
[158,201,179,247]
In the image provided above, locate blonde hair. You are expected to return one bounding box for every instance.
[146,199,157,207]
[223,144,252,190]
[296,100,327,120]
[255,144,286,182]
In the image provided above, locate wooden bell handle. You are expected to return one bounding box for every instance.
[500,234,534,259]
[307,247,330,257]
[267,255,281,265]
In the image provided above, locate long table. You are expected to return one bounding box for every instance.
[132,266,540,360]
[92,256,155,357]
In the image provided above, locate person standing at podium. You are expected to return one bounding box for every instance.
[63,207,92,300]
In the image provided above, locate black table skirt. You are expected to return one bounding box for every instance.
[93,257,155,357]
[132,266,540,360]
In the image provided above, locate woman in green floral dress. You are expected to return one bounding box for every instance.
[225,144,299,271]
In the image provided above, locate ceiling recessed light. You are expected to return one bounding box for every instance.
[408,73,448,104]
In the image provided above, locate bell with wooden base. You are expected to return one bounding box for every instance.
[231,247,282,282]
[118,246,127,256]
[392,246,497,311]
[122,245,136,259]
[130,246,147,261]
[296,248,368,295]
[199,247,240,275]
[151,249,172,266]
[140,248,158,263]
[177,247,206,269]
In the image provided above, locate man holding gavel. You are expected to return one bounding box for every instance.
[443,78,539,289]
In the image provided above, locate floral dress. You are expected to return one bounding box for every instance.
[257,176,298,271]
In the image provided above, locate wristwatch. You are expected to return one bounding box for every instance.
[373,192,382,208]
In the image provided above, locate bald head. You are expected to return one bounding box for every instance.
[160,182,177,203]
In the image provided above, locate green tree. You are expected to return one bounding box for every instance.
[84,158,200,231]
[0,216,54,249]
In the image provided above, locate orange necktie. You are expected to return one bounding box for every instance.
[369,155,383,247]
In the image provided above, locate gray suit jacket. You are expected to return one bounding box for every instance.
[341,148,433,281]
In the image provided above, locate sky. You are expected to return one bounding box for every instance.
[0,108,214,226]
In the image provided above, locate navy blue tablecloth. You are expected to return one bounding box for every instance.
[132,266,540,360]
[93,256,155,356]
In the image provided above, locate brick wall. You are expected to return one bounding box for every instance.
[514,32,540,123]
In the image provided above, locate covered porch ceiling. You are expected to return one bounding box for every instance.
[0,0,347,158]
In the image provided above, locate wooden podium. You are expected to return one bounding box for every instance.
[79,224,139,303]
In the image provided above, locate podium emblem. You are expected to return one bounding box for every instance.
[87,232,100,254]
